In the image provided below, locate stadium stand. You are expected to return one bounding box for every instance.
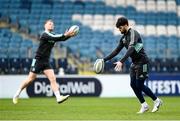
[0,0,180,74]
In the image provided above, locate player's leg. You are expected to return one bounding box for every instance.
[130,76,146,104]
[13,72,37,104]
[130,64,146,103]
[130,64,149,113]
[134,78,149,114]
[138,64,162,113]
[138,64,157,100]
[142,84,157,100]
[43,69,69,103]
[139,79,162,113]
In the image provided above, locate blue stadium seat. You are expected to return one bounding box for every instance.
[156,36,167,59]
[116,6,126,15]
[94,2,105,14]
[9,42,20,48]
[158,58,170,73]
[146,12,157,25]
[105,6,116,14]
[0,42,8,48]
[0,46,8,58]
[167,12,177,25]
[176,0,180,5]
[21,58,32,74]
[149,58,158,73]
[19,47,29,58]
[157,12,168,25]
[73,4,84,14]
[126,6,136,19]
[65,65,78,74]
[0,58,9,74]
[58,58,68,70]
[9,15,18,24]
[9,58,21,74]
[167,36,178,59]
[21,39,33,48]
[50,58,56,69]
[84,2,94,14]
[135,12,146,25]
[8,47,20,58]
[1,29,12,38]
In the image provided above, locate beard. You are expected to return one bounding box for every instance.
[121,29,127,34]
[49,28,53,32]
[121,31,125,34]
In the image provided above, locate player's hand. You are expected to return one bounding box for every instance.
[114,61,123,72]
[64,29,76,37]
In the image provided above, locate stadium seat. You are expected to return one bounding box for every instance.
[167,36,178,59]
[157,0,167,12]
[145,25,156,36]
[158,58,171,73]
[149,58,158,73]
[146,0,156,12]
[126,0,136,7]
[144,36,157,59]
[115,6,125,15]
[167,12,177,25]
[178,26,180,37]
[135,12,146,25]
[136,0,146,12]
[105,0,116,7]
[9,58,21,74]
[116,0,126,7]
[156,25,167,36]
[58,58,68,70]
[156,36,168,59]
[167,25,177,36]
[170,58,180,72]
[19,47,29,58]
[82,14,93,26]
[65,65,78,74]
[8,47,20,58]
[105,6,116,14]
[21,58,32,74]
[146,12,157,25]
[0,58,9,74]
[167,0,177,12]
[177,6,180,16]
[135,25,145,35]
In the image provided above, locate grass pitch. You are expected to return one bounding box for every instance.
[0,97,180,120]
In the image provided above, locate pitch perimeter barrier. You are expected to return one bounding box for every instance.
[0,74,180,98]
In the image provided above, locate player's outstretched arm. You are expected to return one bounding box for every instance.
[43,29,76,42]
[103,40,124,62]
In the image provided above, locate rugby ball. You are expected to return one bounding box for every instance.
[93,59,104,74]
[69,25,79,35]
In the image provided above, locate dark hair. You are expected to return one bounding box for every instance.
[44,19,53,25]
[116,17,129,28]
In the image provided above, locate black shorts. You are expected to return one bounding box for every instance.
[130,63,149,80]
[30,59,52,74]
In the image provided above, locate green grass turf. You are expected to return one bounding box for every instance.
[0,97,180,120]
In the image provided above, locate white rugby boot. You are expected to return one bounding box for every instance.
[137,102,149,114]
[152,98,163,113]
[57,95,70,104]
[13,96,19,104]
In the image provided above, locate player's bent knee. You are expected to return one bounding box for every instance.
[27,75,36,83]
[28,77,35,83]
